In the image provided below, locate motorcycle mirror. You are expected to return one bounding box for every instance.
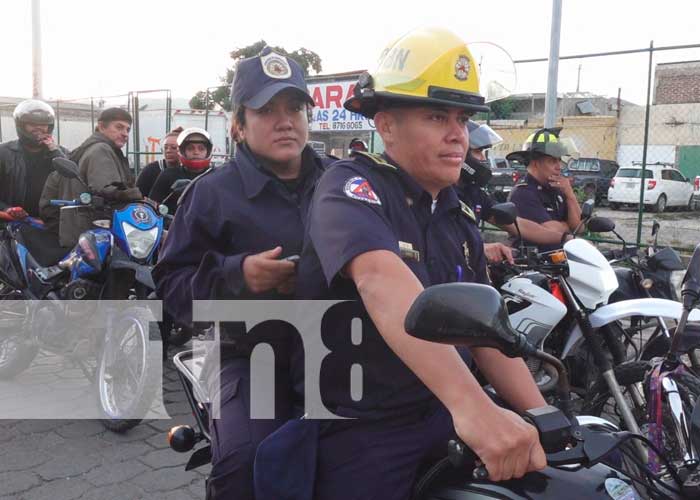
[404,283,528,358]
[170,179,192,195]
[52,157,81,180]
[490,202,518,226]
[681,243,700,308]
[587,217,616,233]
[158,204,169,216]
[581,199,595,219]
[651,220,660,237]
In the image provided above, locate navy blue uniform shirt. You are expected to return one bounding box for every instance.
[455,180,494,226]
[509,173,568,252]
[153,144,331,358]
[295,152,488,415]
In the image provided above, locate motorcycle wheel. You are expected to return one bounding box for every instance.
[583,361,700,464]
[97,306,160,433]
[0,285,37,379]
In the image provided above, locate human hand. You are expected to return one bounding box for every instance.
[38,135,58,151]
[452,403,546,481]
[483,243,515,264]
[548,173,574,197]
[242,246,296,294]
[4,206,29,220]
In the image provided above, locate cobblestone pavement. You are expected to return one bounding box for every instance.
[0,345,209,500]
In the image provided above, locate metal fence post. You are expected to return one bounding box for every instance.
[55,99,60,144]
[166,90,172,132]
[90,97,95,131]
[636,41,654,247]
[204,88,210,131]
[133,94,141,175]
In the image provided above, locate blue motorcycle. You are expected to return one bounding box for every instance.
[0,158,164,432]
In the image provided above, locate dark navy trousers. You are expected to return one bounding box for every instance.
[206,358,293,500]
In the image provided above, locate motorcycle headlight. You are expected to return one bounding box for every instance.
[121,223,158,259]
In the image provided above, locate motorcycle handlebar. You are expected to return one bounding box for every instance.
[49,199,81,207]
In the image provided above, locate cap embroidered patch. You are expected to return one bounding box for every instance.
[344,177,381,205]
[261,51,292,79]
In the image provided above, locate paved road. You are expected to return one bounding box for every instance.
[0,347,209,500]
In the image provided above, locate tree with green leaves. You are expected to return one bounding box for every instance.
[190,41,322,111]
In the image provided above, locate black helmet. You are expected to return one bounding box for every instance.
[506,128,579,166]
[13,99,56,146]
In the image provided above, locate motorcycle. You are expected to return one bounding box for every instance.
[487,202,700,469]
[404,281,700,499]
[603,221,694,367]
[0,158,164,432]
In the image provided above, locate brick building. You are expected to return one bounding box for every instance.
[654,61,700,105]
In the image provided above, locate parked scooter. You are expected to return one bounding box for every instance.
[0,157,164,432]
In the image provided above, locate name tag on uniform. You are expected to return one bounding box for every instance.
[399,241,421,262]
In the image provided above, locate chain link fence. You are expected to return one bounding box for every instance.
[479,42,700,252]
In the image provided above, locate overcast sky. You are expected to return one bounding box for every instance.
[2,0,700,106]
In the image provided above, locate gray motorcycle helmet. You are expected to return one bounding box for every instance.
[13,99,56,144]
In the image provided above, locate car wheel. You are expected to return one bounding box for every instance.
[654,194,667,213]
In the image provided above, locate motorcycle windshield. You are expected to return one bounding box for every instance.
[564,239,619,309]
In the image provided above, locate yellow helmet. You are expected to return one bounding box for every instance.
[506,128,580,165]
[344,27,490,118]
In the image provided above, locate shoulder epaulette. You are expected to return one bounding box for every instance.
[177,166,215,206]
[351,151,398,172]
[459,201,477,222]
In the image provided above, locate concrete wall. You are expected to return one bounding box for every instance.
[489,116,618,161]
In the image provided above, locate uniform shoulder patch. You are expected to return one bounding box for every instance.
[351,151,398,171]
[459,201,476,222]
[177,167,215,206]
[343,176,382,205]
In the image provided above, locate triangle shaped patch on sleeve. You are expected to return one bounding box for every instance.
[344,176,382,205]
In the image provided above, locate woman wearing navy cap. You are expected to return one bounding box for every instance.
[153,47,334,500]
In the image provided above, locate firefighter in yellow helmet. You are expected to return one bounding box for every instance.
[507,127,582,252]
[256,27,547,500]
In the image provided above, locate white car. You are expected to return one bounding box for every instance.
[607,164,695,213]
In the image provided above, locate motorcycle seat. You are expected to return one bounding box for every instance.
[15,225,71,267]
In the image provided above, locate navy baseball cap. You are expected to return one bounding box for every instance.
[231,47,315,109]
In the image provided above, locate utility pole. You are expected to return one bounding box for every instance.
[576,64,582,93]
[32,0,43,98]
[544,0,563,128]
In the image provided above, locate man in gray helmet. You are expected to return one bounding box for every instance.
[0,100,67,218]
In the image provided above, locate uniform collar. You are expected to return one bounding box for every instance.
[525,172,551,192]
[383,154,461,214]
[236,143,323,199]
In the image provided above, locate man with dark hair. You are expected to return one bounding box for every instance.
[40,107,142,246]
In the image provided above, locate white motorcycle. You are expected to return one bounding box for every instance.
[490,202,700,468]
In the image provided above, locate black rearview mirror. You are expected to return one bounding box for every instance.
[404,283,528,357]
[52,157,81,180]
[581,199,595,219]
[587,217,615,233]
[651,220,660,237]
[490,202,518,226]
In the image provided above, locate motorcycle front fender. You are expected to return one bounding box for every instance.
[588,298,700,329]
[109,259,155,290]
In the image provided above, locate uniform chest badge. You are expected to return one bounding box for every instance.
[454,55,471,81]
[557,195,564,203]
[344,176,382,205]
[399,241,420,262]
[261,51,292,79]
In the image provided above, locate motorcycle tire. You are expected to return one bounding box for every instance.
[0,288,37,379]
[97,306,161,433]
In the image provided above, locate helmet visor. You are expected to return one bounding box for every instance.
[469,124,503,150]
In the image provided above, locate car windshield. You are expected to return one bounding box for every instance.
[616,169,653,179]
